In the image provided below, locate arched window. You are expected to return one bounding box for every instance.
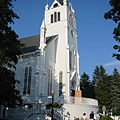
[69,14,73,25]
[23,67,28,95]
[58,12,60,21]
[59,71,63,96]
[51,14,53,23]
[48,69,52,96]
[71,30,73,37]
[54,12,57,22]
[50,12,61,23]
[69,50,72,70]
[69,49,76,71]
[27,66,32,94]
[73,50,76,69]
[53,3,58,8]
[23,66,32,95]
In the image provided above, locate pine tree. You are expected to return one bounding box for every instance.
[92,65,111,110]
[110,68,120,114]
[92,66,100,86]
[80,72,95,98]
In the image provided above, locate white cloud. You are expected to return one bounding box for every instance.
[104,60,120,67]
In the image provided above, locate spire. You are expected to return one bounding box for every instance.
[40,19,46,45]
[45,0,49,10]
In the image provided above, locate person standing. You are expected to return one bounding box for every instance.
[95,111,100,120]
[81,113,87,120]
[89,111,94,120]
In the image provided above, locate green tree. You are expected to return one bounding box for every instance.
[104,0,120,60]
[92,66,111,110]
[0,0,24,109]
[110,68,120,113]
[92,66,100,86]
[80,72,95,98]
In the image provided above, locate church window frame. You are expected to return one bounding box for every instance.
[23,66,32,95]
[50,12,61,24]
[54,12,57,22]
[58,12,60,21]
[71,30,73,37]
[69,13,73,26]
[59,71,63,96]
[53,3,58,8]
[48,69,52,96]
[69,48,76,71]
[27,66,32,94]
[69,50,72,70]
[51,14,53,23]
[23,67,28,95]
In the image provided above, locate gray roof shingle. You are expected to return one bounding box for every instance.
[20,35,40,53]
[20,35,58,53]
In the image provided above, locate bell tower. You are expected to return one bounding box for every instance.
[40,0,80,100]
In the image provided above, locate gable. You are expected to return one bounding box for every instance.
[50,0,62,9]
[57,0,63,5]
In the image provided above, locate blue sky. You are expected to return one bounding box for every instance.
[12,0,120,79]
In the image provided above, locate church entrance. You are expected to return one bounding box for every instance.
[71,89,75,96]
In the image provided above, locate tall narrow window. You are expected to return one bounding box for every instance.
[48,69,52,96]
[51,12,61,23]
[54,12,57,22]
[50,70,52,95]
[58,12,60,21]
[48,69,50,95]
[27,66,32,94]
[69,14,73,25]
[51,14,53,23]
[23,66,32,95]
[23,67,28,95]
[59,71,63,96]
[69,50,72,70]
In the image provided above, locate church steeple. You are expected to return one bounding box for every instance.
[45,0,49,10]
[40,19,46,47]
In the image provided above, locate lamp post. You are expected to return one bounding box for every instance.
[51,89,55,120]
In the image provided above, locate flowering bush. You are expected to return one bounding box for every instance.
[46,102,59,109]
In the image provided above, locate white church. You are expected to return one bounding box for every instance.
[3,0,99,119]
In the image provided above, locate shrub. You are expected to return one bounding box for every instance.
[75,118,80,120]
[46,102,59,109]
[115,105,120,116]
[100,116,113,120]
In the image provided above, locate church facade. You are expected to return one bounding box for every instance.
[3,0,98,119]
[17,0,80,103]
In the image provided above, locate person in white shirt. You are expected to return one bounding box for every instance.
[81,113,87,120]
[95,111,100,120]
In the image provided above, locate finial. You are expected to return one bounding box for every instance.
[45,0,49,10]
[47,0,48,5]
[63,0,67,5]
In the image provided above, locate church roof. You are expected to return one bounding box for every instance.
[20,35,40,53]
[20,34,58,53]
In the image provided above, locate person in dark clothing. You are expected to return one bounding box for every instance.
[89,111,94,120]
